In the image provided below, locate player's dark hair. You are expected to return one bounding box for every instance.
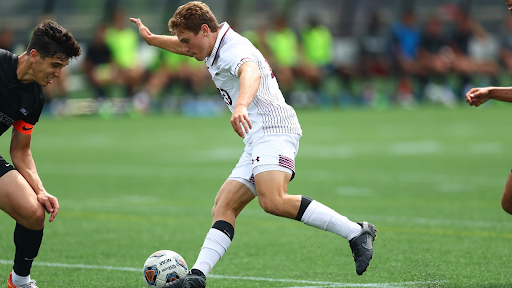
[27,20,81,60]
[168,1,220,35]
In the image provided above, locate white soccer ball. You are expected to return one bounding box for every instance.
[142,250,189,288]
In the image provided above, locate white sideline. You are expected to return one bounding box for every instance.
[0,259,443,287]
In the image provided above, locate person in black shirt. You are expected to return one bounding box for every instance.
[83,24,115,100]
[0,20,80,288]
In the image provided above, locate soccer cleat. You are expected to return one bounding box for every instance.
[7,273,38,288]
[162,269,206,288]
[349,221,377,275]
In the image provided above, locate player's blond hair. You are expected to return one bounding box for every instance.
[168,1,220,35]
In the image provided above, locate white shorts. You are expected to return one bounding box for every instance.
[228,133,301,196]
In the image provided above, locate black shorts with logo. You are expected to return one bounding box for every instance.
[0,154,16,178]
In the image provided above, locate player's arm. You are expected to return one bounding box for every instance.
[231,61,260,138]
[129,18,193,57]
[466,86,512,107]
[10,125,59,222]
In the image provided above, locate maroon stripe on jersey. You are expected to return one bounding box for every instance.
[251,61,301,135]
[249,174,255,184]
[212,27,231,65]
[235,58,257,76]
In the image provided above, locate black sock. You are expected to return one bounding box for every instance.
[13,223,44,276]
[295,196,313,221]
[211,220,234,241]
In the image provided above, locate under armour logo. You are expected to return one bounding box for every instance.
[252,156,260,164]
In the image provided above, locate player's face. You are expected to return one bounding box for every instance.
[32,51,69,87]
[176,28,210,61]
[505,0,512,15]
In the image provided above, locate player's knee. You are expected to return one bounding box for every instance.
[20,205,45,230]
[258,196,282,216]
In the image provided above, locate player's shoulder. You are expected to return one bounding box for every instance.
[220,31,258,58]
[0,49,15,63]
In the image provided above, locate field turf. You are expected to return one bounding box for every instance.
[0,104,511,287]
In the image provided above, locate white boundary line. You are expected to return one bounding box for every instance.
[0,259,444,288]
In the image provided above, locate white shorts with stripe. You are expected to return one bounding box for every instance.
[228,133,300,196]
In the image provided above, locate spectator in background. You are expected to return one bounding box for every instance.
[299,16,334,96]
[358,9,393,107]
[105,9,144,102]
[499,17,512,73]
[83,24,116,101]
[418,14,457,106]
[135,49,211,113]
[265,15,300,97]
[449,11,499,97]
[391,9,422,76]
[0,27,14,51]
[419,15,452,77]
[391,9,423,105]
[359,10,392,78]
[242,22,270,57]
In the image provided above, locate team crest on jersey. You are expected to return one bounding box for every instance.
[144,265,160,286]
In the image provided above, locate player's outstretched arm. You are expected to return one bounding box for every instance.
[466,87,512,107]
[129,17,192,57]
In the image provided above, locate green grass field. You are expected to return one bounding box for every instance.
[0,104,511,287]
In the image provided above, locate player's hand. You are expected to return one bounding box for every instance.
[36,190,59,222]
[231,105,252,138]
[465,87,491,107]
[129,18,153,43]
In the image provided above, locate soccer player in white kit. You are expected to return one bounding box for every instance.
[131,2,376,287]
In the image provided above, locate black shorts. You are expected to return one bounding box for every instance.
[0,155,16,178]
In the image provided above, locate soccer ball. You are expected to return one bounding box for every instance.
[142,250,189,288]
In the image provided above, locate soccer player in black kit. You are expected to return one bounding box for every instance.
[0,20,80,288]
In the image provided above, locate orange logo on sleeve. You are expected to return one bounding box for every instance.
[13,120,34,135]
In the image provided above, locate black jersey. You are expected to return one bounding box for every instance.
[0,49,45,137]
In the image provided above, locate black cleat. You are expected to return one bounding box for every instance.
[163,269,207,288]
[349,221,377,275]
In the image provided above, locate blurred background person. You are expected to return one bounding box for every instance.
[83,24,116,102]
[299,15,334,100]
[391,8,423,106]
[449,10,499,98]
[104,8,145,109]
[418,14,457,106]
[358,9,393,107]
[264,14,301,101]
[0,27,14,52]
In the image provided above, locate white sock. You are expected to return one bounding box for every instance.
[11,270,30,286]
[192,228,232,276]
[300,200,362,240]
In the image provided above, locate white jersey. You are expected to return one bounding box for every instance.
[204,22,302,144]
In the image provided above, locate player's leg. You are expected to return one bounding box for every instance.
[501,171,512,215]
[254,168,376,275]
[252,134,376,275]
[164,156,256,288]
[254,170,363,239]
[0,166,45,287]
[191,179,255,276]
